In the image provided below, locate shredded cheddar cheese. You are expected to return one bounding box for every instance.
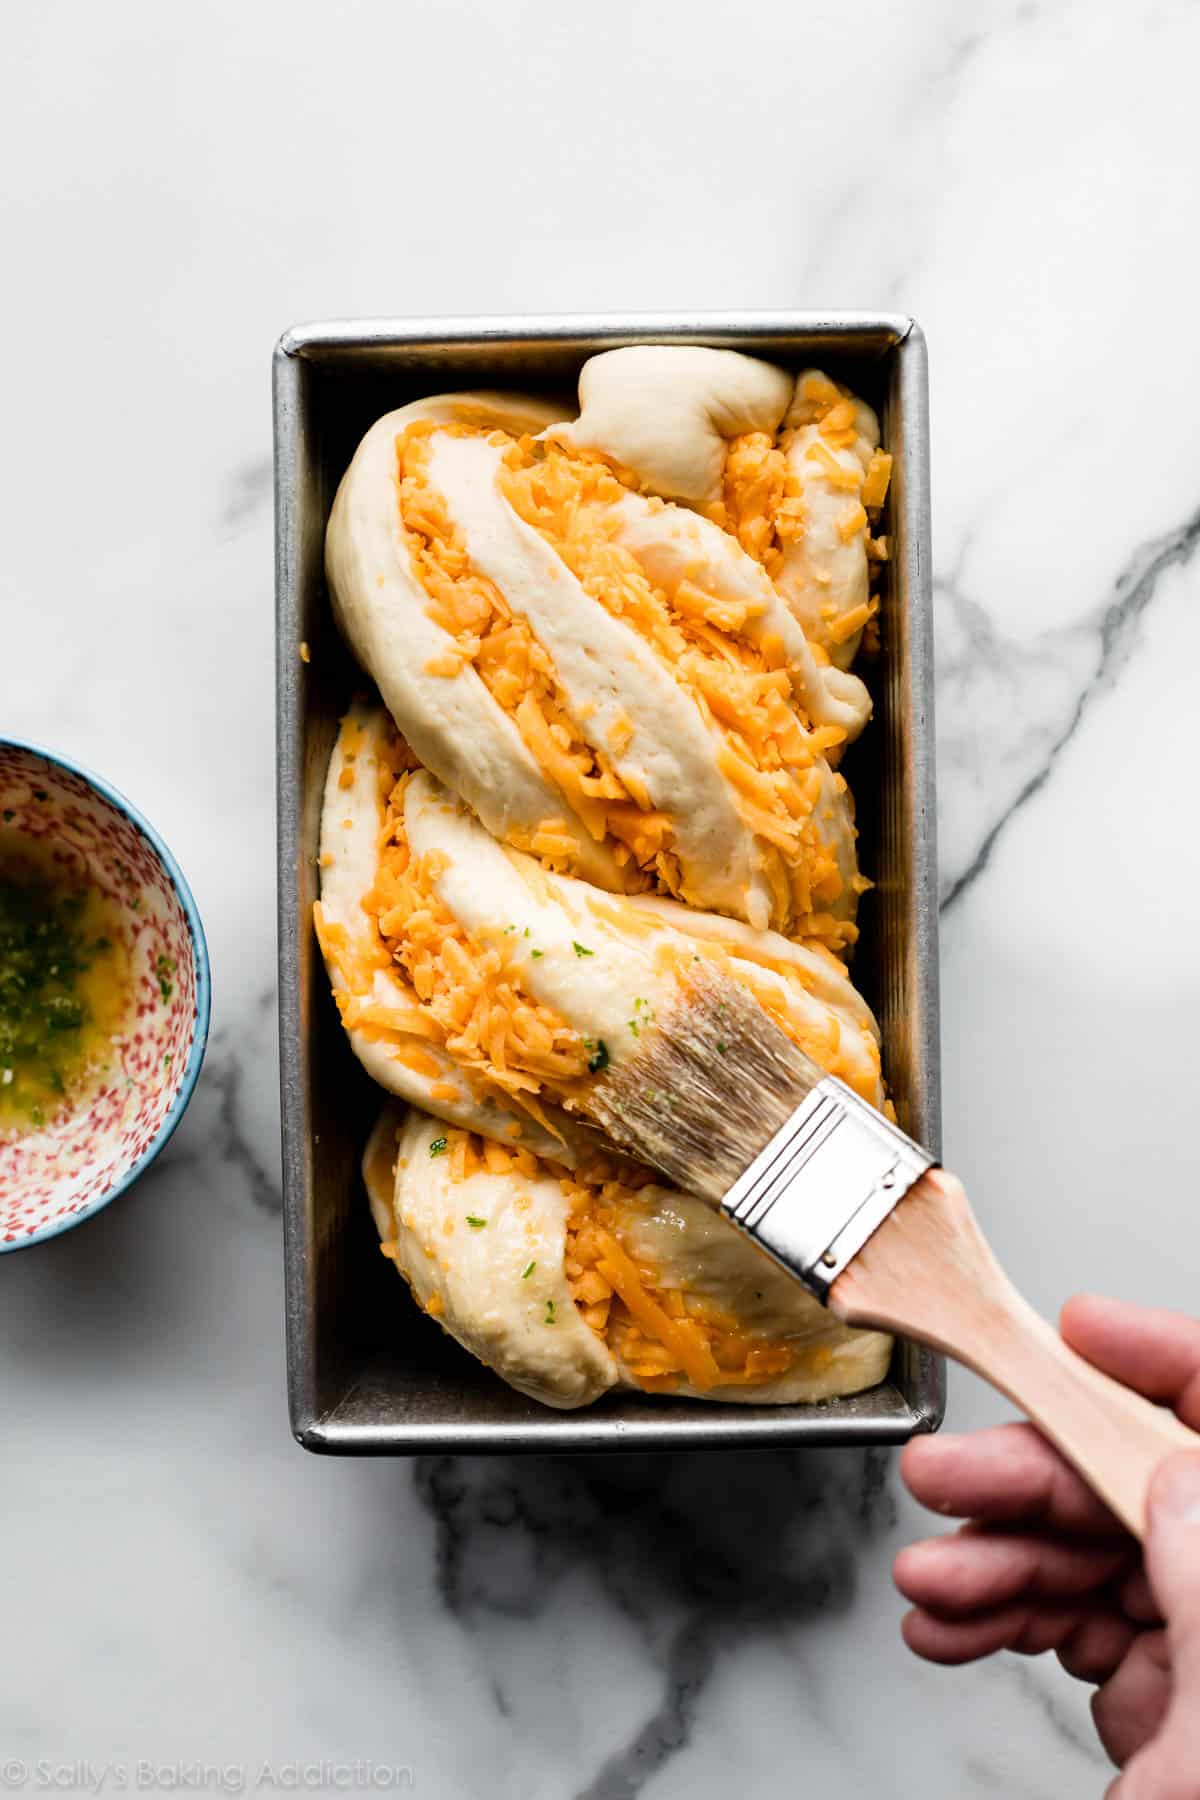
[424,652,464,678]
[798,371,843,412]
[827,600,877,647]
[393,422,861,941]
[498,439,855,933]
[558,1160,798,1392]
[365,770,589,1109]
[861,450,893,512]
[705,431,806,573]
[397,422,648,880]
[804,439,863,490]
[431,1130,801,1392]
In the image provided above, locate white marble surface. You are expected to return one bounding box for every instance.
[3,2,1199,1794]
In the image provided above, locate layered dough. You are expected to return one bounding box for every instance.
[776,371,891,669]
[363,1102,892,1410]
[326,390,625,894]
[316,702,883,1132]
[318,345,896,1410]
[324,352,889,944]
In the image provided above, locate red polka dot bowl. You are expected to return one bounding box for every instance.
[0,741,210,1250]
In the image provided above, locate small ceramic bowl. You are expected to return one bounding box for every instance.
[0,741,210,1250]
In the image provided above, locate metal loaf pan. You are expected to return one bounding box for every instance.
[274,313,942,1452]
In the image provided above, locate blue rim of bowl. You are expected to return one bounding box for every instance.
[0,737,212,1252]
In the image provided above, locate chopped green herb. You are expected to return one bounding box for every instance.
[633,997,644,1010]
[0,838,133,1135]
[465,1215,487,1229]
[530,948,544,959]
[523,927,530,937]
[628,1020,640,1037]
[716,1041,727,1054]
[1,811,12,823]
[428,1136,449,1157]
[572,942,594,957]
[503,924,516,935]
[544,1299,556,1325]
[521,1260,536,1280]
[586,1039,610,1073]
[154,951,175,1003]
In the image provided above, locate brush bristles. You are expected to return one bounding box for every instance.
[583,964,827,1203]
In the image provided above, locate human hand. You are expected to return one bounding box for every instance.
[893,1294,1200,1792]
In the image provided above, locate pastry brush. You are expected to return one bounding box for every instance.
[584,964,1197,1537]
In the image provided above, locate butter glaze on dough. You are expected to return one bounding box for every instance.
[362,1101,893,1409]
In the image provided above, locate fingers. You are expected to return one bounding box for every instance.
[893,1527,1132,1616]
[1109,1740,1200,1800]
[900,1599,1123,1667]
[1060,1295,1200,1430]
[1114,1565,1162,1626]
[897,1293,1200,1782]
[901,1596,1140,1684]
[900,1425,1127,1535]
[895,1526,1140,1686]
[1140,1453,1200,1778]
[1056,1613,1142,1685]
[1145,1452,1200,1637]
[1090,1630,1172,1775]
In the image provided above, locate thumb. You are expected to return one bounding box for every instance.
[1141,1452,1200,1772]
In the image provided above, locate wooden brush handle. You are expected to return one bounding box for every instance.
[829,1168,1200,1539]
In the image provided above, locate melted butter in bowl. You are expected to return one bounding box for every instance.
[0,743,209,1250]
[0,830,136,1136]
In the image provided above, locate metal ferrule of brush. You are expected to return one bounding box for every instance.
[720,1077,935,1301]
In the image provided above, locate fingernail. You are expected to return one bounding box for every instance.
[1149,1453,1200,1526]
